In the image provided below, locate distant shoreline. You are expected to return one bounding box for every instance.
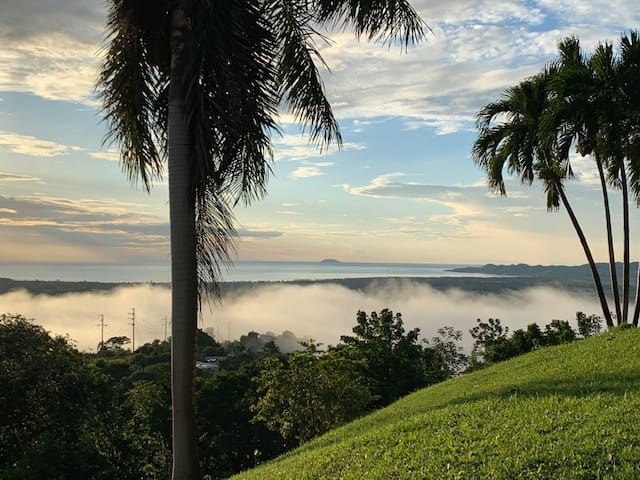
[0,262,634,298]
[0,273,611,298]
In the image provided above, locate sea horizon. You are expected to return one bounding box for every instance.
[0,260,490,283]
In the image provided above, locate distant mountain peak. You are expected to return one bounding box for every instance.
[320,258,342,264]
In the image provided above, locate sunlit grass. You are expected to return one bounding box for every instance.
[231,328,640,479]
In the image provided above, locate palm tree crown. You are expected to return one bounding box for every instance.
[99,0,424,292]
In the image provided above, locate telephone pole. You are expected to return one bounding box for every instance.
[128,307,136,352]
[163,315,169,341]
[97,314,107,350]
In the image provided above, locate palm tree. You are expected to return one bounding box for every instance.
[472,69,614,327]
[550,37,625,324]
[552,35,640,326]
[589,43,631,325]
[619,31,640,326]
[98,1,424,479]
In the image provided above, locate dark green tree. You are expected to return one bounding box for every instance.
[252,343,372,446]
[0,315,99,479]
[550,37,622,324]
[576,311,602,338]
[99,334,132,354]
[423,326,468,384]
[543,319,576,345]
[469,318,512,366]
[197,370,284,478]
[339,309,426,406]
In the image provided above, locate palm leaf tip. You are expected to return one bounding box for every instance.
[195,186,237,303]
[314,0,427,48]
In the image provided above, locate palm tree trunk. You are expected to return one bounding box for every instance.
[596,159,622,324]
[557,184,614,327]
[169,6,201,480]
[621,165,630,324]
[632,261,640,327]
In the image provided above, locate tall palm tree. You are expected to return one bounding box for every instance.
[550,37,625,324]
[619,31,640,326]
[98,1,424,479]
[590,43,631,324]
[472,69,614,327]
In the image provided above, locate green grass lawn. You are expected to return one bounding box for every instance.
[231,328,640,479]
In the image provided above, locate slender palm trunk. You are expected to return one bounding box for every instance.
[621,165,630,324]
[632,259,640,327]
[169,6,201,480]
[596,159,622,324]
[557,183,614,327]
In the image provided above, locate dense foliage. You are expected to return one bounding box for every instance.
[1,309,601,479]
[469,312,600,368]
[0,310,467,479]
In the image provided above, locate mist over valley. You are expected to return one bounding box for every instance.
[0,276,602,352]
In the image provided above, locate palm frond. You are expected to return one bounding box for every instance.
[266,0,342,149]
[314,0,426,48]
[183,0,280,206]
[195,185,237,299]
[98,0,167,191]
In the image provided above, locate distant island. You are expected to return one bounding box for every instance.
[320,258,342,264]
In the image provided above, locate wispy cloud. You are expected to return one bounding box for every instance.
[274,133,365,162]
[290,163,334,179]
[90,149,120,162]
[0,131,76,157]
[0,0,104,104]
[0,194,168,263]
[0,172,42,182]
[276,210,303,215]
[237,228,283,238]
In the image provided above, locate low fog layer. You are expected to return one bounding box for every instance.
[0,281,602,352]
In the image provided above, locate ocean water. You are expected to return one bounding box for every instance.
[0,261,486,283]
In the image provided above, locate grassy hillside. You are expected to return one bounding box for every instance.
[231,328,640,479]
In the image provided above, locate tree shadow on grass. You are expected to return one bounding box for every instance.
[440,370,640,406]
[295,368,640,456]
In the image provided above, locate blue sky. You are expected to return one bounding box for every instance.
[1,0,639,270]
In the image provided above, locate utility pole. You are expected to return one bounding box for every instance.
[163,315,169,342]
[128,307,136,352]
[97,314,108,350]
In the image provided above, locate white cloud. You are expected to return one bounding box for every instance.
[0,0,104,104]
[276,210,303,215]
[569,153,601,187]
[90,149,120,162]
[1,0,636,134]
[274,133,365,162]
[290,161,335,179]
[0,33,100,105]
[0,172,42,182]
[0,194,168,263]
[0,131,73,157]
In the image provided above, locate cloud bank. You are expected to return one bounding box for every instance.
[0,281,601,352]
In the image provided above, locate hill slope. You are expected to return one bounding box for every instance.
[231,329,640,479]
